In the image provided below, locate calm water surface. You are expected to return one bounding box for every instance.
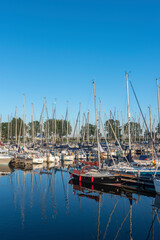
[0,166,160,240]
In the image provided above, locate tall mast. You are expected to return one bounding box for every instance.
[114,107,116,139]
[32,103,34,145]
[10,113,12,141]
[55,99,56,144]
[149,106,154,161]
[93,81,100,169]
[135,112,136,143]
[156,78,160,134]
[23,94,25,148]
[52,103,54,145]
[78,103,81,143]
[62,115,64,143]
[138,114,141,143]
[99,100,101,143]
[15,107,17,143]
[8,115,10,143]
[117,111,119,140]
[67,101,68,144]
[121,111,124,143]
[126,73,131,160]
[87,110,89,143]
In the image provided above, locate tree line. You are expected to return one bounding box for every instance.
[1,118,72,141]
[0,117,159,142]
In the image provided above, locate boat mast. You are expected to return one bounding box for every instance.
[87,110,89,144]
[121,111,124,143]
[149,106,154,161]
[8,115,10,143]
[10,113,12,142]
[93,81,100,169]
[62,115,64,144]
[15,107,17,143]
[52,103,54,145]
[23,94,25,148]
[156,78,160,135]
[99,100,101,143]
[77,103,81,143]
[55,99,56,144]
[32,103,34,145]
[126,73,131,161]
[67,101,68,144]
[135,112,136,143]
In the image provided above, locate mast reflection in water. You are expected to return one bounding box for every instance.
[0,164,160,240]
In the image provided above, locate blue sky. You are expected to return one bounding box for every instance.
[0,0,160,128]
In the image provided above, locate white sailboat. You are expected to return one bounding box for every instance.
[0,149,13,165]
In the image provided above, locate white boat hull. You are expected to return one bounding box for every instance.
[0,156,13,165]
[49,156,60,162]
[63,155,75,161]
[154,178,160,194]
[32,157,44,164]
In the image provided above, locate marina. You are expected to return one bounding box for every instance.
[1,0,160,239]
[0,76,160,238]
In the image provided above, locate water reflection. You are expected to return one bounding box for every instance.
[0,164,160,239]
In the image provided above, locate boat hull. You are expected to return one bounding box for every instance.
[154,178,160,194]
[0,156,12,165]
[71,171,121,186]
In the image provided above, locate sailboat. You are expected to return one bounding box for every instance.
[154,79,160,194]
[70,81,121,186]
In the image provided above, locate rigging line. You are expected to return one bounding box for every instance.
[114,201,136,240]
[100,101,130,165]
[100,116,116,166]
[154,209,160,226]
[73,111,80,138]
[103,200,118,240]
[145,211,157,240]
[129,80,154,145]
[129,79,160,175]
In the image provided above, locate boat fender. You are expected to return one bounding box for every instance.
[91,177,94,183]
[91,185,94,190]
[70,173,73,178]
[79,176,81,182]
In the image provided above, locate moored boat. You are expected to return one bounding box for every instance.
[154,177,160,194]
[0,149,13,165]
[70,166,121,186]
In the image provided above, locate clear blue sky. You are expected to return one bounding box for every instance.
[0,0,160,127]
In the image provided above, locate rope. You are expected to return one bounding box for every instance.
[101,101,131,165]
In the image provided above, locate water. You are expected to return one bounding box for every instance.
[0,166,160,240]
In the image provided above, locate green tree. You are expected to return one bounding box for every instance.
[2,118,26,141]
[124,122,142,141]
[44,119,72,137]
[104,119,121,140]
[80,124,96,139]
[28,121,40,138]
